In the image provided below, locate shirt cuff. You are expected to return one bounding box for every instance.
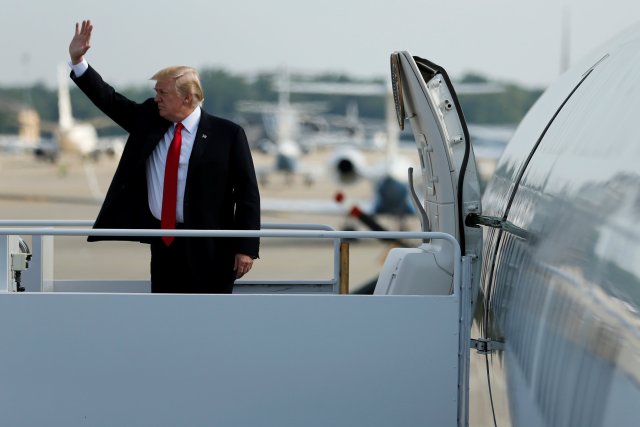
[68,59,89,77]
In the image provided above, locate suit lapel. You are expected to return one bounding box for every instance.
[184,113,213,205]
[142,124,171,160]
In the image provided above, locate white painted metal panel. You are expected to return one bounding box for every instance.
[0,293,460,426]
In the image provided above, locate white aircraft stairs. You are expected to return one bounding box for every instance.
[0,222,475,426]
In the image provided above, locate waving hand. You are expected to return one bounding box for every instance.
[69,20,93,64]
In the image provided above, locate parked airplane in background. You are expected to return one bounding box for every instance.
[238,71,332,185]
[33,65,124,162]
[325,90,417,228]
[390,22,640,426]
[258,94,421,230]
[0,107,50,153]
[306,84,509,231]
[54,64,98,157]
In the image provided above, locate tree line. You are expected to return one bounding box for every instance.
[0,67,543,136]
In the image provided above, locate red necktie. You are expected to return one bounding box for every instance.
[161,122,183,246]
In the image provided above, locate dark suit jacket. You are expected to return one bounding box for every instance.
[71,66,260,287]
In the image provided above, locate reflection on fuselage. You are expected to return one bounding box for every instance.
[475,24,640,426]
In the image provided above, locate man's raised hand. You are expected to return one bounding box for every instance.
[69,20,93,65]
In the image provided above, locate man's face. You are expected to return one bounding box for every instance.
[154,79,186,122]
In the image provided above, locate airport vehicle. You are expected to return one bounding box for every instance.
[1,22,639,427]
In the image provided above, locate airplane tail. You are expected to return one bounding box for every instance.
[346,100,359,122]
[57,64,74,130]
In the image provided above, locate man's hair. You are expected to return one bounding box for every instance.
[151,66,204,108]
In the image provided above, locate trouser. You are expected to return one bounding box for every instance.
[149,236,234,294]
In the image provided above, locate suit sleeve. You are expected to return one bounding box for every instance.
[70,65,142,133]
[231,126,261,258]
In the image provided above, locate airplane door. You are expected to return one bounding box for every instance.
[390,52,491,424]
[390,52,483,290]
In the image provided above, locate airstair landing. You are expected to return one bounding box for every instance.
[0,222,474,427]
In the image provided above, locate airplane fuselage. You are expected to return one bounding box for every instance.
[475,23,640,426]
[56,122,99,157]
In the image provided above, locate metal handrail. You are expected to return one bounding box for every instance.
[0,220,335,230]
[0,221,344,293]
[0,220,95,227]
[0,226,461,295]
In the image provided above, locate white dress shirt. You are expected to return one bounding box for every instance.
[69,59,89,77]
[146,109,200,222]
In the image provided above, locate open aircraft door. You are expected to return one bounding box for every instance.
[374,52,493,424]
[377,52,483,297]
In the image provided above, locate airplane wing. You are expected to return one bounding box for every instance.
[261,197,374,217]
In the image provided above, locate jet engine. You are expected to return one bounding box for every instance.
[327,146,368,185]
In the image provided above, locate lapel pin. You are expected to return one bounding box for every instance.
[202,134,208,139]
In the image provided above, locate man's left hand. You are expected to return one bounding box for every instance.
[234,254,254,278]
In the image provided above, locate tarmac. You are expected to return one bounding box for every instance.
[0,148,421,292]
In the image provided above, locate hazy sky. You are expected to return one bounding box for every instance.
[3,0,639,89]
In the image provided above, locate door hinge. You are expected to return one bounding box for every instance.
[470,338,504,354]
[465,213,529,240]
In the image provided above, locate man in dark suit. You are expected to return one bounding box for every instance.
[69,20,260,293]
